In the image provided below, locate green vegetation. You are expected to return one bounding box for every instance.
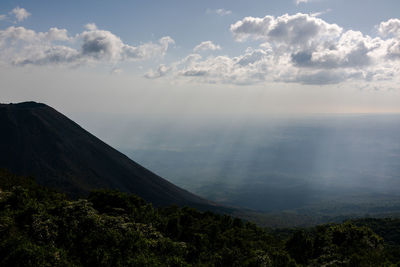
[0,169,399,266]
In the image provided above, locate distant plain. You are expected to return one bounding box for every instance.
[77,113,400,224]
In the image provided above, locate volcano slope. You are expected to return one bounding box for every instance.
[0,101,218,209]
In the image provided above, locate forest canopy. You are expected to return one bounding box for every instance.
[0,169,399,266]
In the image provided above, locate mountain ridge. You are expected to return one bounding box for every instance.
[0,101,216,209]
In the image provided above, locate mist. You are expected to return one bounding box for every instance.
[73,112,400,215]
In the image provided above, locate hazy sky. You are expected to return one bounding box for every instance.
[1,0,400,116]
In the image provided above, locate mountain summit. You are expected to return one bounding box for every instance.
[0,101,213,208]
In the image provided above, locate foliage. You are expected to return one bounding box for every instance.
[350,218,400,265]
[284,223,386,266]
[0,169,398,266]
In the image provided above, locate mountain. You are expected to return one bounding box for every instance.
[0,101,216,208]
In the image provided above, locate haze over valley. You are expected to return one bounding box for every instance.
[70,113,400,219]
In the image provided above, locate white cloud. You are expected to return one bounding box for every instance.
[47,27,70,41]
[2,11,400,89]
[291,30,382,69]
[0,24,174,66]
[193,41,221,52]
[0,6,30,23]
[122,36,174,62]
[170,48,273,85]
[11,7,31,22]
[378,18,400,37]
[207,8,232,16]
[230,13,342,48]
[85,23,98,31]
[147,14,400,87]
[216,8,232,16]
[310,9,332,17]
[385,39,400,59]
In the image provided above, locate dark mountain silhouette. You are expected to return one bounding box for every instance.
[0,101,217,208]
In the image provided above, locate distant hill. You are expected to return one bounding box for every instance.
[0,101,217,209]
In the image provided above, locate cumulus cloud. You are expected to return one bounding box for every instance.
[11,7,31,22]
[0,24,174,66]
[160,48,273,85]
[385,40,400,59]
[79,28,174,62]
[0,6,30,23]
[0,26,70,47]
[376,20,400,60]
[146,14,400,87]
[2,10,400,88]
[207,8,232,16]
[47,27,70,41]
[85,23,98,31]
[230,13,342,48]
[378,19,400,37]
[291,30,381,69]
[193,41,221,52]
[80,28,127,61]
[123,36,174,60]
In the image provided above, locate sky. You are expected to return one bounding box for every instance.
[1,0,400,117]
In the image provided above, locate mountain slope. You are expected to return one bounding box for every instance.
[0,101,214,208]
